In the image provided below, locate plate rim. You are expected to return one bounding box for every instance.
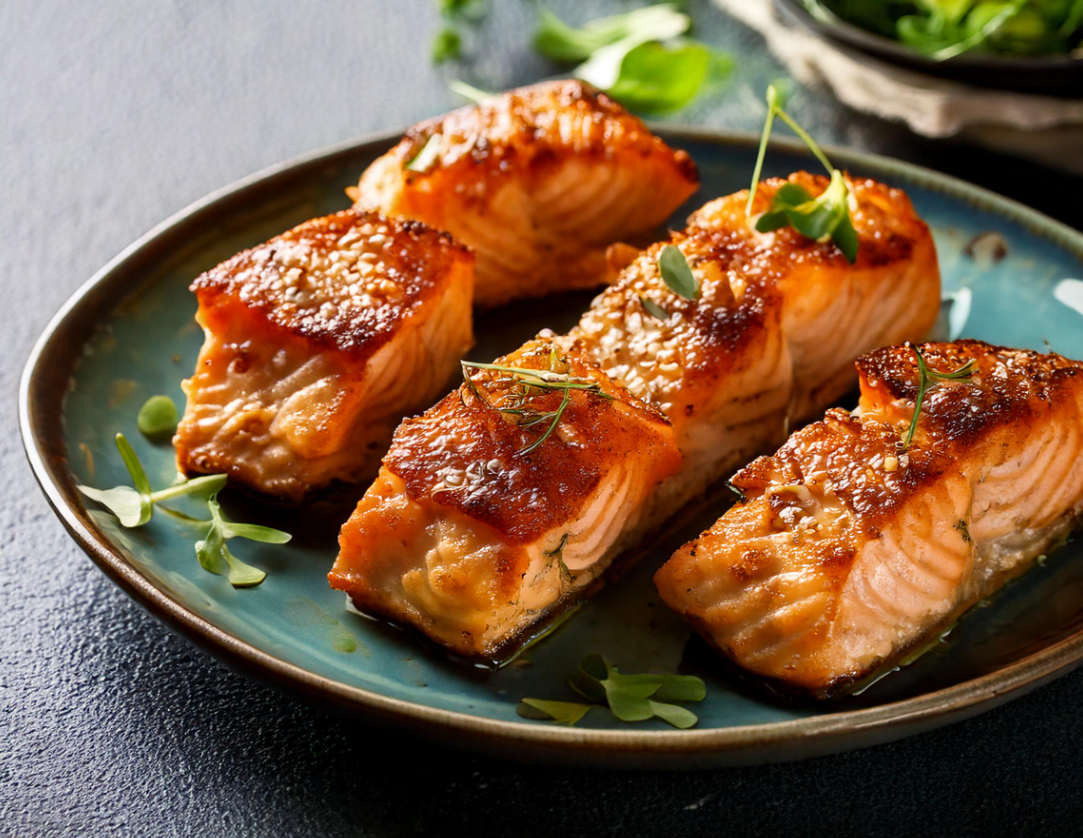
[20,125,1083,765]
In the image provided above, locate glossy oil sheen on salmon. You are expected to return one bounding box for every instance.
[329,174,942,663]
[655,340,1083,698]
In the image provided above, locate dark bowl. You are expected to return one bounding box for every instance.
[774,0,1083,97]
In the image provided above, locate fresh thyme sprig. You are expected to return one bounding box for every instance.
[78,433,290,587]
[518,654,707,728]
[460,359,613,455]
[900,344,977,450]
[746,85,859,263]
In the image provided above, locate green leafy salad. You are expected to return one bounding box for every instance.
[803,0,1083,59]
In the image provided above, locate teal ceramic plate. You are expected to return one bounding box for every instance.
[20,129,1083,768]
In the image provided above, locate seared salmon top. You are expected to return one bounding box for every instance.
[190,209,471,358]
[734,341,1083,545]
[383,80,697,194]
[353,80,700,308]
[576,173,937,425]
[384,337,680,544]
[657,341,1083,695]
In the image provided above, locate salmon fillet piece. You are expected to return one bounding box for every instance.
[329,174,941,662]
[656,340,1083,698]
[175,210,474,501]
[352,80,699,308]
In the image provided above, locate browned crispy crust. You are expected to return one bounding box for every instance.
[389,80,698,193]
[735,340,1083,542]
[191,209,471,358]
[660,340,1083,697]
[689,173,926,284]
[385,337,680,544]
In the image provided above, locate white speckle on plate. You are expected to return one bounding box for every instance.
[1053,279,1083,317]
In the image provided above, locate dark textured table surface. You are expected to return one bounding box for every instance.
[3,1,1081,835]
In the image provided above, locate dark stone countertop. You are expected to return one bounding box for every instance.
[2,1,1080,835]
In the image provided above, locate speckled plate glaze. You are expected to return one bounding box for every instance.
[20,128,1083,768]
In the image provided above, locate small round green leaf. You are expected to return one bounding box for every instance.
[137,395,179,439]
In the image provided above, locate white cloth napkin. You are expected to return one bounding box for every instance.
[715,0,1083,172]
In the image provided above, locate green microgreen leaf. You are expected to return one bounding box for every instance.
[79,434,230,528]
[78,485,147,528]
[534,4,730,113]
[517,699,595,725]
[526,655,705,729]
[747,85,858,264]
[582,40,722,115]
[438,0,486,21]
[405,134,442,173]
[115,433,152,498]
[640,296,669,321]
[149,473,228,504]
[652,673,709,703]
[137,395,179,439]
[658,245,698,300]
[193,494,289,588]
[448,79,496,103]
[725,482,748,504]
[901,344,977,450]
[646,700,699,729]
[431,27,462,63]
[534,3,690,62]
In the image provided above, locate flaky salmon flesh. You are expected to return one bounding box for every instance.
[328,173,941,662]
[177,83,692,499]
[656,341,1083,698]
[351,80,698,308]
[175,210,474,501]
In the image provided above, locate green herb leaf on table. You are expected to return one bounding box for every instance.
[746,84,858,264]
[901,344,976,450]
[431,27,462,63]
[447,79,495,104]
[534,3,690,62]
[522,655,707,729]
[137,395,179,439]
[533,4,732,114]
[658,245,698,300]
[438,0,486,21]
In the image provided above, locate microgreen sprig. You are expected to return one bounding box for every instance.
[78,434,226,527]
[460,359,612,455]
[193,494,291,588]
[518,654,707,728]
[900,344,977,450]
[78,433,291,587]
[658,244,699,300]
[746,85,858,264]
[405,134,442,173]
